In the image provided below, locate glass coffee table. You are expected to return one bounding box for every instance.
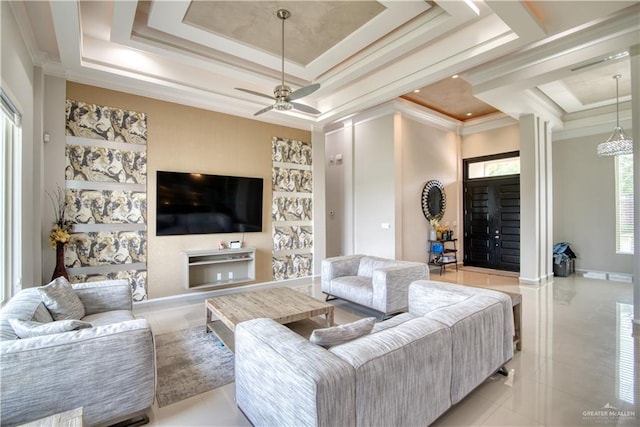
[205,286,334,352]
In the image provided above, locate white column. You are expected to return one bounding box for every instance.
[311,126,326,276]
[630,44,640,335]
[520,114,553,283]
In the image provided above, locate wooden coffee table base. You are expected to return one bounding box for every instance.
[205,287,334,352]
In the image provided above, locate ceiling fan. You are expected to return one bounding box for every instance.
[235,9,321,116]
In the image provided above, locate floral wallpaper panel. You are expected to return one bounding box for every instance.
[65,189,146,224]
[65,145,146,184]
[65,99,147,144]
[272,254,313,281]
[65,100,148,300]
[66,231,147,267]
[74,270,147,302]
[271,136,313,280]
[272,196,312,222]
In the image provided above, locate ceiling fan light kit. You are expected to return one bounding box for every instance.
[597,74,633,157]
[235,9,321,116]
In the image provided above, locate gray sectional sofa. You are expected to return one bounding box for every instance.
[235,280,514,427]
[321,254,429,316]
[0,279,155,427]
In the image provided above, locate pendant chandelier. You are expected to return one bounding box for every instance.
[597,74,633,156]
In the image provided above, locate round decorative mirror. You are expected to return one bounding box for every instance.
[421,180,446,222]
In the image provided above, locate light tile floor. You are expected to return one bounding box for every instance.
[135,269,639,426]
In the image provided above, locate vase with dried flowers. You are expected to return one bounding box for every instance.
[429,218,439,241]
[48,187,73,281]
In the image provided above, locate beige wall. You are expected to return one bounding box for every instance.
[401,115,460,264]
[66,83,311,299]
[462,124,520,159]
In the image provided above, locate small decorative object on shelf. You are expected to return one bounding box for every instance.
[429,218,438,241]
[47,187,73,281]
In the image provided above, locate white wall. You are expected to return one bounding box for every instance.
[1,2,39,288]
[553,132,633,274]
[42,76,67,283]
[353,115,396,258]
[325,127,349,257]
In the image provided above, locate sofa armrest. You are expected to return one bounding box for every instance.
[235,318,356,427]
[371,263,428,314]
[321,255,364,294]
[0,319,155,427]
[72,279,132,315]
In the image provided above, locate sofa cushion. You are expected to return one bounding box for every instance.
[422,295,509,405]
[409,282,472,315]
[38,277,85,321]
[0,288,54,341]
[330,276,374,307]
[329,317,453,426]
[371,312,415,333]
[310,317,376,348]
[9,319,92,339]
[357,257,400,278]
[82,310,136,326]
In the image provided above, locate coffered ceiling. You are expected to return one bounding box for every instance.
[12,1,640,131]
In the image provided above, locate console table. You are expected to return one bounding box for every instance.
[428,239,458,275]
[183,248,256,289]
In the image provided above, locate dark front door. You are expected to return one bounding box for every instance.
[464,177,520,271]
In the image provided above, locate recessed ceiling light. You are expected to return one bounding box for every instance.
[413,89,420,93]
[452,75,459,79]
[466,112,473,116]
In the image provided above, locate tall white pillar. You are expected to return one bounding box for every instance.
[630,44,640,335]
[312,126,326,276]
[520,114,553,283]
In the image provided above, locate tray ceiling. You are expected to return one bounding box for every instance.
[13,1,640,129]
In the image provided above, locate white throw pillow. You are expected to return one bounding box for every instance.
[9,318,92,339]
[309,317,376,348]
[38,277,86,320]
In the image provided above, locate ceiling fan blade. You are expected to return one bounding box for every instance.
[291,102,321,115]
[254,104,275,116]
[288,83,320,101]
[236,88,275,100]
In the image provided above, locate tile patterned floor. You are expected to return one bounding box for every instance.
[134,269,638,426]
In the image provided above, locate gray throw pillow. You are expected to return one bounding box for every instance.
[9,318,92,339]
[310,317,376,348]
[38,277,86,320]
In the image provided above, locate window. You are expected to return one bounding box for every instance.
[1,89,21,305]
[468,156,520,179]
[615,154,634,254]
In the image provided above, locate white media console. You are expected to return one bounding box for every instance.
[183,248,256,289]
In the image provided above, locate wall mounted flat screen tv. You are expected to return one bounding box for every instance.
[156,171,263,236]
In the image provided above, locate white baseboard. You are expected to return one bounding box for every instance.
[578,269,633,283]
[133,275,321,312]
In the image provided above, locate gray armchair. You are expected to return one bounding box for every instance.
[0,280,155,427]
[321,255,429,316]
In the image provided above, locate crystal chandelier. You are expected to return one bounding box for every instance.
[597,74,633,156]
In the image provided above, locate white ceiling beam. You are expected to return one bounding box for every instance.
[110,0,137,44]
[316,13,518,125]
[484,0,547,40]
[466,7,639,127]
[49,0,82,67]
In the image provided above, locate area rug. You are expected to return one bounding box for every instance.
[155,325,234,407]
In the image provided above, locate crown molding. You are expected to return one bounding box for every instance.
[461,113,517,135]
